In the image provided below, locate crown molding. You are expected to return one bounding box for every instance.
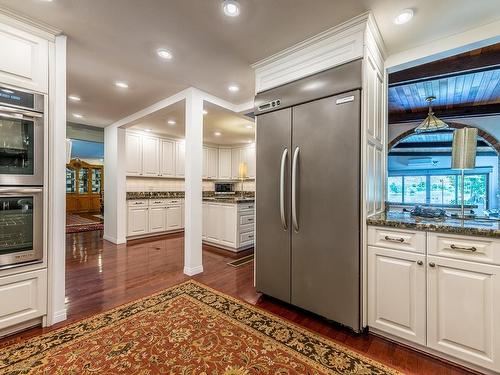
[0,5,62,41]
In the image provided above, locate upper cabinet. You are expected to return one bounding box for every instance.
[0,22,49,93]
[126,131,255,180]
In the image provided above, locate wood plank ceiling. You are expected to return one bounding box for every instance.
[388,43,500,124]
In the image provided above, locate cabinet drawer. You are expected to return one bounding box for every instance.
[149,199,167,206]
[240,223,254,234]
[166,199,182,205]
[238,203,254,212]
[239,214,255,225]
[127,199,149,207]
[240,231,254,244]
[0,269,47,330]
[368,226,425,253]
[427,233,500,265]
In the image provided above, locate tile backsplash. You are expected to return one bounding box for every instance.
[126,177,255,192]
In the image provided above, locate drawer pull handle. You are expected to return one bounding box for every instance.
[384,236,405,243]
[429,262,436,267]
[417,260,423,266]
[450,244,477,252]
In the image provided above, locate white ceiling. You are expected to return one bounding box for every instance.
[128,100,255,145]
[0,0,499,127]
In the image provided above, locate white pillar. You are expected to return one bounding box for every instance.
[46,34,67,325]
[104,126,127,244]
[183,89,204,275]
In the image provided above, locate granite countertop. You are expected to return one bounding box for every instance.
[202,197,255,204]
[126,191,184,200]
[368,211,500,238]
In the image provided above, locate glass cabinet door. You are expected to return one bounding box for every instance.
[66,168,76,193]
[78,168,89,194]
[91,168,102,193]
[0,118,35,175]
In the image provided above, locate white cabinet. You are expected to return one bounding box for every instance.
[142,136,160,177]
[166,203,182,230]
[160,139,176,177]
[230,145,256,179]
[149,206,166,233]
[0,269,47,330]
[175,142,185,177]
[205,203,220,242]
[245,145,256,179]
[218,148,232,180]
[427,255,500,372]
[231,148,241,179]
[219,204,237,247]
[203,147,218,179]
[0,22,49,93]
[368,246,426,345]
[127,206,149,236]
[202,203,208,240]
[126,133,143,176]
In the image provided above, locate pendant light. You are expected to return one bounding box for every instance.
[414,96,448,133]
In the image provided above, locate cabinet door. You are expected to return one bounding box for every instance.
[142,136,160,176]
[166,205,182,230]
[202,203,208,239]
[218,148,232,179]
[231,148,241,179]
[175,142,185,177]
[0,23,49,93]
[128,207,149,236]
[0,269,47,330]
[368,246,426,345]
[245,145,256,179]
[149,206,166,233]
[202,147,208,179]
[219,204,237,247]
[160,139,175,177]
[206,204,220,243]
[207,148,218,179]
[126,133,143,176]
[427,256,500,372]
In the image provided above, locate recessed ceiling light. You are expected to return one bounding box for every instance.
[167,120,176,125]
[203,110,208,115]
[245,125,252,129]
[73,113,83,119]
[222,0,240,17]
[156,48,173,60]
[214,131,222,136]
[68,95,81,102]
[246,140,253,143]
[394,9,414,25]
[144,128,152,132]
[228,84,239,92]
[115,81,129,89]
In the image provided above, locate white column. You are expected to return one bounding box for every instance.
[183,89,204,275]
[46,35,67,325]
[103,126,127,244]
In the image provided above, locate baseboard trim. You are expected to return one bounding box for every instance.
[183,265,204,276]
[103,234,127,244]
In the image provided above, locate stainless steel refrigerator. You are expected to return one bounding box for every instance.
[254,60,362,332]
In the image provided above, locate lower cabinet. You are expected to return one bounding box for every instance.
[166,204,182,230]
[127,199,184,237]
[128,206,149,236]
[427,255,500,372]
[149,206,166,233]
[0,269,47,330]
[368,246,426,345]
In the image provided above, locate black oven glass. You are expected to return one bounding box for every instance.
[0,196,33,254]
[0,118,35,175]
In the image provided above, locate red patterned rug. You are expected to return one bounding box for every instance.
[0,281,402,374]
[66,214,104,233]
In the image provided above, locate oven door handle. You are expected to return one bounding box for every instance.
[0,187,43,194]
[0,106,43,119]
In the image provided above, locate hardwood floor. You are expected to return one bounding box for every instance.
[1,230,476,374]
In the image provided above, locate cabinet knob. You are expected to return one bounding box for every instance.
[429,262,436,268]
[417,260,423,266]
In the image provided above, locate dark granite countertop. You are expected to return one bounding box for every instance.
[202,197,255,204]
[367,211,500,238]
[127,191,255,203]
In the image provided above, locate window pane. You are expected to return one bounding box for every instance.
[459,174,487,212]
[430,175,457,205]
[404,176,426,204]
[387,176,403,203]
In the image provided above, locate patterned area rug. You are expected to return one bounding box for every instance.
[0,281,402,374]
[66,214,104,233]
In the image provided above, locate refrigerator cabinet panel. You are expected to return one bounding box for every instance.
[291,90,361,331]
[255,108,292,303]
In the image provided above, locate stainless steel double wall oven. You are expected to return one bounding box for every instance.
[0,85,44,269]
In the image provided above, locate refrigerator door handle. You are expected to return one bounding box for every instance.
[279,148,288,230]
[292,146,300,232]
